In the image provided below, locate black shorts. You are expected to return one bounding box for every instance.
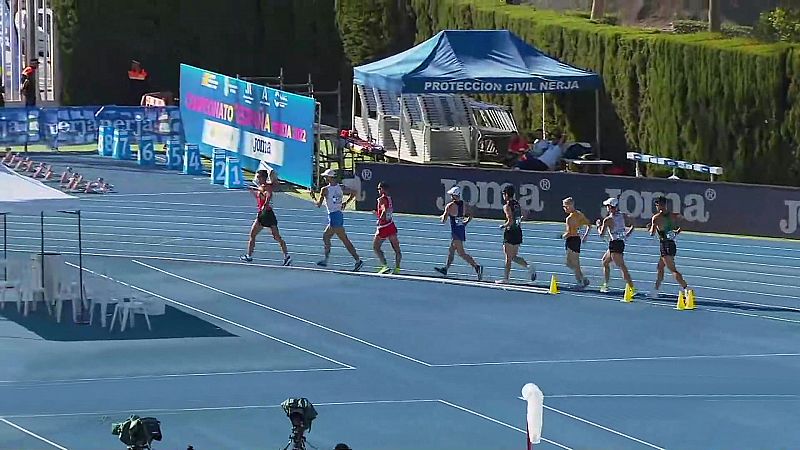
[503,227,523,246]
[609,239,625,254]
[660,239,677,257]
[565,236,582,253]
[257,209,278,228]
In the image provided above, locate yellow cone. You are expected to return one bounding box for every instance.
[685,289,696,310]
[549,275,559,295]
[622,284,635,302]
[676,290,686,310]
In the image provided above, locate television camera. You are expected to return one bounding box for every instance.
[111,415,162,450]
[281,398,318,450]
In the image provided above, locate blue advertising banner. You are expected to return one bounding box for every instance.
[0,106,182,147]
[179,63,316,188]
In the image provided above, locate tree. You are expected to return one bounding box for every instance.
[709,0,721,31]
[590,0,605,20]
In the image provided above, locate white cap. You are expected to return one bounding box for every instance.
[603,197,619,207]
[321,168,336,177]
[447,186,461,196]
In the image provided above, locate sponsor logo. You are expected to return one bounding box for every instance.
[436,179,545,212]
[243,131,284,166]
[243,82,254,104]
[604,188,711,223]
[201,73,219,89]
[223,76,238,97]
[201,119,240,152]
[274,91,288,108]
[361,168,373,181]
[779,200,800,234]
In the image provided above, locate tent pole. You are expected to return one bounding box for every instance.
[541,93,546,140]
[398,96,404,162]
[78,211,84,318]
[350,84,356,131]
[595,90,602,158]
[40,212,44,289]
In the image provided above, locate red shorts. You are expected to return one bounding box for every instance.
[376,222,398,239]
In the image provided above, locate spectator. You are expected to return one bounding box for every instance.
[515,133,567,171]
[20,59,38,107]
[128,59,150,105]
[529,128,550,157]
[503,131,529,166]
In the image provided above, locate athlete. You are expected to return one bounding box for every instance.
[647,196,690,298]
[240,169,291,265]
[373,181,401,274]
[310,168,364,271]
[435,186,483,280]
[596,197,634,293]
[562,197,591,289]
[496,185,536,284]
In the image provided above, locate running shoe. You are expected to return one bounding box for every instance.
[647,290,660,299]
[282,254,292,266]
[393,267,401,275]
[528,264,537,282]
[599,282,609,293]
[435,267,448,276]
[378,266,391,274]
[475,265,483,281]
[495,279,509,284]
[317,259,328,267]
[574,278,590,291]
[353,260,364,272]
[239,254,253,262]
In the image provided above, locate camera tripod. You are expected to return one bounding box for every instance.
[280,434,306,450]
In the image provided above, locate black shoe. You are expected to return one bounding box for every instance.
[475,265,483,281]
[435,267,448,276]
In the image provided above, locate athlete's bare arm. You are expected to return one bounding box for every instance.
[672,212,684,234]
[312,185,327,208]
[624,214,635,237]
[648,214,659,236]
[342,189,356,209]
[377,197,388,221]
[501,203,513,229]
[440,201,454,223]
[463,204,472,226]
[563,214,573,239]
[581,215,592,242]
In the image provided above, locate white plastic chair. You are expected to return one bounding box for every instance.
[54,280,86,324]
[21,262,49,317]
[109,299,152,332]
[88,272,123,328]
[0,259,22,310]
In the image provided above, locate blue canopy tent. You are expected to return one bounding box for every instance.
[351,30,604,163]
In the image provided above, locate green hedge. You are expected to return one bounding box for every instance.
[337,0,800,185]
[53,0,348,107]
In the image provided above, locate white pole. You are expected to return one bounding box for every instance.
[541,93,546,139]
[595,90,601,158]
[397,96,404,162]
[350,84,356,131]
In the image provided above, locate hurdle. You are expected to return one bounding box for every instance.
[627,152,724,182]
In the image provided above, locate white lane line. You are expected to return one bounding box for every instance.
[68,198,800,252]
[542,404,666,450]
[0,418,69,449]
[15,210,800,266]
[0,367,354,387]
[544,394,800,399]
[64,263,354,370]
[430,352,800,368]
[17,250,800,325]
[437,400,572,450]
[4,399,440,419]
[80,191,240,198]
[133,260,438,366]
[12,222,800,280]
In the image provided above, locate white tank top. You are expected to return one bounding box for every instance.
[324,184,343,214]
[609,212,627,241]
